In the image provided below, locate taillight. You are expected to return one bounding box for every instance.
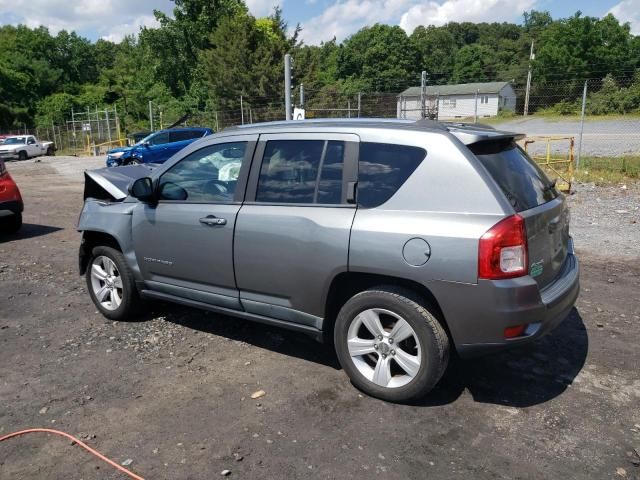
[478,214,528,280]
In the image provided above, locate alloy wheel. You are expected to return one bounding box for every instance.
[90,255,123,311]
[346,308,422,388]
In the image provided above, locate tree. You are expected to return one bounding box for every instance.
[452,44,498,83]
[337,24,418,91]
[410,26,457,84]
[202,9,297,111]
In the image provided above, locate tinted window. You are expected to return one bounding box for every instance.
[158,142,246,203]
[357,143,426,208]
[317,141,344,204]
[170,130,203,142]
[470,140,558,212]
[148,132,170,145]
[256,140,345,204]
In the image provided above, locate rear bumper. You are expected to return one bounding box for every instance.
[0,200,23,217]
[434,245,580,358]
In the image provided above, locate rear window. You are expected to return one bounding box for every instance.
[470,140,558,212]
[358,142,426,208]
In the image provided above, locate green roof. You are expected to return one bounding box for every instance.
[399,81,511,97]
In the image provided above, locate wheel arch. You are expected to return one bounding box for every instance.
[79,230,123,275]
[322,271,451,345]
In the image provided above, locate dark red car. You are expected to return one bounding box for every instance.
[0,159,23,233]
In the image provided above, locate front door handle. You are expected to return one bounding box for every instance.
[199,215,227,226]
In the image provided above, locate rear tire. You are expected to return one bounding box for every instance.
[18,151,27,161]
[0,213,22,234]
[46,147,55,156]
[334,287,449,403]
[86,245,141,321]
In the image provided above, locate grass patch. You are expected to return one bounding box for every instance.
[573,155,640,183]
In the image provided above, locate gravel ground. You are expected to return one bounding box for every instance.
[1,156,639,479]
[494,117,640,156]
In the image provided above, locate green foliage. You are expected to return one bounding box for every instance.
[336,24,418,91]
[203,9,297,110]
[1,2,640,131]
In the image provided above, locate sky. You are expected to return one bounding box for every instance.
[0,0,638,45]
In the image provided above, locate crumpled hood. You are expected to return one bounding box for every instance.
[84,164,158,201]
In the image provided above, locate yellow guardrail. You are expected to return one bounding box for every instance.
[89,138,127,155]
[523,136,575,193]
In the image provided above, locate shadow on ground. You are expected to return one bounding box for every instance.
[138,302,340,369]
[0,224,63,241]
[139,303,587,408]
[417,308,588,408]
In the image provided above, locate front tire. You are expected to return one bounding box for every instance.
[334,287,449,403]
[86,246,140,320]
[123,158,141,166]
[18,151,27,161]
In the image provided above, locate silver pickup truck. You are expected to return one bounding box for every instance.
[0,135,55,160]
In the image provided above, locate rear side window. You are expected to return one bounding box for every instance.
[170,131,195,142]
[357,143,426,208]
[256,140,345,204]
[470,140,558,212]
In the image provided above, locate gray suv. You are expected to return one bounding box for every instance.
[78,119,579,402]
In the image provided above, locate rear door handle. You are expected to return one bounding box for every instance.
[199,215,227,226]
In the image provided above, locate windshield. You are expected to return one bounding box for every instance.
[470,139,558,212]
[4,137,26,145]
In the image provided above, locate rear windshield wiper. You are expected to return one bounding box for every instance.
[543,178,557,193]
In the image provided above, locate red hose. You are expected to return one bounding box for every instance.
[0,428,145,480]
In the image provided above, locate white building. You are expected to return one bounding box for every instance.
[397,81,517,120]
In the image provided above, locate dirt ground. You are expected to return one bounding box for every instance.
[1,157,639,480]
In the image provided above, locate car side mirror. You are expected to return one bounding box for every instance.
[142,141,150,148]
[158,182,188,201]
[129,177,155,202]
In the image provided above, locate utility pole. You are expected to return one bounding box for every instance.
[420,71,427,119]
[524,40,534,117]
[577,80,588,168]
[474,89,479,123]
[284,54,292,120]
[149,101,154,131]
[357,92,361,118]
[240,95,244,125]
[299,84,304,108]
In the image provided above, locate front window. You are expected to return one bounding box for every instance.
[137,132,169,146]
[3,137,26,145]
[158,142,247,203]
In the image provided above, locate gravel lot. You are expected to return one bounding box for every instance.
[1,156,639,479]
[494,117,640,157]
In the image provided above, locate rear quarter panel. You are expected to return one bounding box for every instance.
[349,130,511,344]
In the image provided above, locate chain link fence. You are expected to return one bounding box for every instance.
[2,77,639,179]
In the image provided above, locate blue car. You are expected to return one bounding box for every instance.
[106,127,213,167]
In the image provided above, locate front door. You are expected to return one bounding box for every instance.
[234,133,359,326]
[132,135,256,309]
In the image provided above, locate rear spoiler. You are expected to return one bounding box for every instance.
[447,127,525,146]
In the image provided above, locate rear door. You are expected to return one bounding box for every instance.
[234,133,359,326]
[470,139,569,288]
